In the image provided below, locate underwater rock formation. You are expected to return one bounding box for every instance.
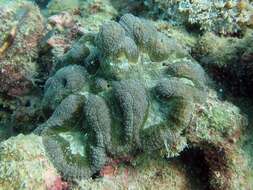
[0,0,44,97]
[0,123,14,143]
[0,134,65,190]
[194,29,253,96]
[46,0,80,14]
[34,0,50,8]
[73,155,192,190]
[144,0,253,35]
[38,0,118,76]
[184,88,250,190]
[77,0,118,32]
[11,95,43,133]
[0,134,193,190]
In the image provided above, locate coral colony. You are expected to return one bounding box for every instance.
[0,0,253,190]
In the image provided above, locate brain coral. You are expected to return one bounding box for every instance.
[95,21,139,62]
[35,94,85,135]
[34,13,211,182]
[38,61,208,181]
[29,11,252,189]
[91,13,185,64]
[0,0,44,97]
[119,13,174,61]
[112,80,148,142]
[84,94,112,172]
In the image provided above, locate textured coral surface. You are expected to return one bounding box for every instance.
[1,0,253,190]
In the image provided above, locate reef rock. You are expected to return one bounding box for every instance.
[194,29,253,96]
[144,0,253,35]
[0,134,67,190]
[0,0,45,97]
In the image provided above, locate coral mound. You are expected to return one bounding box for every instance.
[36,14,209,180]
